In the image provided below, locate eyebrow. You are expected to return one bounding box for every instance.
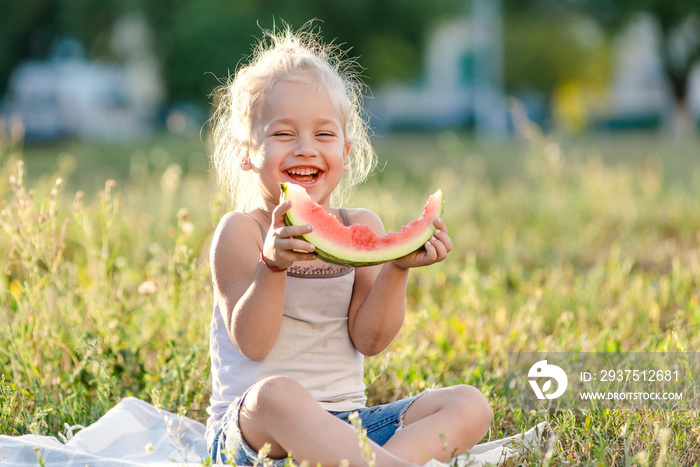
[268,117,341,127]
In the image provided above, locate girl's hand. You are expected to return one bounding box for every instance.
[261,201,317,271]
[391,217,452,270]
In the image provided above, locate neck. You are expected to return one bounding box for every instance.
[254,200,275,227]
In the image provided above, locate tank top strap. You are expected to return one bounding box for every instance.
[241,212,267,241]
[339,208,351,227]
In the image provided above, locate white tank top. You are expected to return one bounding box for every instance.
[205,212,367,446]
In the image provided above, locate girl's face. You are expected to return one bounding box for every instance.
[246,80,349,210]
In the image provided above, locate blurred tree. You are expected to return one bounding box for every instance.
[501,1,613,130]
[140,0,463,106]
[0,0,462,110]
[502,9,612,94]
[580,0,700,134]
[0,1,60,94]
[504,0,699,134]
[0,0,132,96]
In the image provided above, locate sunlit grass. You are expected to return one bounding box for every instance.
[1,120,699,465]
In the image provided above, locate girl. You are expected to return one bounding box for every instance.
[205,25,492,467]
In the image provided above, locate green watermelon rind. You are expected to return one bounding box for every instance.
[281,183,444,267]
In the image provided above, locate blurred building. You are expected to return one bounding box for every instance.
[369,10,699,135]
[599,14,698,130]
[367,19,476,131]
[2,15,163,141]
[568,14,700,131]
[368,1,508,137]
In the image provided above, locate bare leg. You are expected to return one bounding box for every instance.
[238,376,418,467]
[382,385,493,464]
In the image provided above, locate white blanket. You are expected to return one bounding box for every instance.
[0,398,551,466]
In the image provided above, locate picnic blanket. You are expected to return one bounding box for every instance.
[0,398,552,466]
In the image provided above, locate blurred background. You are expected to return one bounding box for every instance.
[2,4,700,457]
[1,0,698,143]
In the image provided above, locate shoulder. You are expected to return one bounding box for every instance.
[211,211,265,256]
[214,210,259,237]
[342,207,385,236]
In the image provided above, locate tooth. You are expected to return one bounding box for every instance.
[288,168,318,176]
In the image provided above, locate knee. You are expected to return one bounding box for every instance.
[245,376,308,419]
[448,385,493,439]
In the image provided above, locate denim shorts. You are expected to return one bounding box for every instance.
[209,391,425,466]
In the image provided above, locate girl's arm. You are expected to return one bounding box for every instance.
[211,202,315,361]
[347,210,452,356]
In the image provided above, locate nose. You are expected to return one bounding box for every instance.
[292,133,318,158]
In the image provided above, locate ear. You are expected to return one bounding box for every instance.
[343,142,351,171]
[240,152,252,171]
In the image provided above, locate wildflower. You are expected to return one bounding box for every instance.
[177,208,194,237]
[138,280,157,295]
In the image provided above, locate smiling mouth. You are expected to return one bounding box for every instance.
[286,167,320,183]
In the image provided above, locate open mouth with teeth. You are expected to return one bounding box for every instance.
[285,167,321,184]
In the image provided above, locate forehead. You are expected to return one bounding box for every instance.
[257,80,342,125]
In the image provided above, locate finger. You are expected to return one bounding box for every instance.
[278,224,313,239]
[293,251,318,263]
[279,237,316,253]
[423,238,438,262]
[261,244,315,271]
[429,234,448,260]
[272,201,292,228]
[433,217,449,234]
[276,249,317,263]
[432,228,453,253]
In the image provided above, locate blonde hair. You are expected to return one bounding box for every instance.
[209,23,376,211]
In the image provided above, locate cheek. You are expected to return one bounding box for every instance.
[324,139,347,156]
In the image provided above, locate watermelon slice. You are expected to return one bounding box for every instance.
[281,183,444,267]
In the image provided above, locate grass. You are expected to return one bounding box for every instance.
[1,116,700,465]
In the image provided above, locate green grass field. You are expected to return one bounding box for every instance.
[1,122,699,465]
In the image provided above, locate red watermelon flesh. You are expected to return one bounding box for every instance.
[281,183,444,266]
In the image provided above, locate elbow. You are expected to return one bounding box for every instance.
[233,338,270,362]
[242,348,268,362]
[230,326,271,362]
[354,335,393,357]
[361,346,386,357]
[349,319,401,357]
